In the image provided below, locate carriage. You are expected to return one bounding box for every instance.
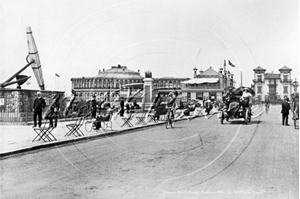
[220,86,254,124]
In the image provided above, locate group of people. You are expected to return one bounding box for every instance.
[281,96,299,126]
[222,87,253,118]
[150,91,217,122]
[32,91,60,128]
[32,86,298,130]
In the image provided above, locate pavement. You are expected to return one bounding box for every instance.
[0,109,213,158]
[1,104,297,159]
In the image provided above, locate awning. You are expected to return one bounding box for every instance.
[181,78,219,84]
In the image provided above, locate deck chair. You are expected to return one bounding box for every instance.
[32,120,56,142]
[102,112,113,130]
[65,116,85,137]
[135,109,147,125]
[121,112,134,128]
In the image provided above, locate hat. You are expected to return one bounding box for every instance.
[37,91,41,95]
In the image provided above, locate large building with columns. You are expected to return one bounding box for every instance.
[252,65,298,101]
[180,66,234,101]
[70,64,235,103]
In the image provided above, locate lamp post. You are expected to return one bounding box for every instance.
[292,79,299,94]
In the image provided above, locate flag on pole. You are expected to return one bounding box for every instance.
[228,60,235,67]
[55,73,60,78]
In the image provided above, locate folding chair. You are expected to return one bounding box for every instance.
[32,120,56,142]
[121,113,134,128]
[102,113,113,130]
[135,109,147,125]
[65,116,85,137]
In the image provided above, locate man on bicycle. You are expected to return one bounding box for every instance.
[166,90,178,119]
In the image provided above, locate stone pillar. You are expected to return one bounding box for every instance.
[143,78,153,108]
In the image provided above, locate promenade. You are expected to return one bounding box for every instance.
[1,104,297,159]
[0,109,207,157]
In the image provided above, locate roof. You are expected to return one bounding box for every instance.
[153,77,189,80]
[97,65,143,79]
[253,65,266,71]
[279,65,292,71]
[182,78,219,84]
[196,67,219,78]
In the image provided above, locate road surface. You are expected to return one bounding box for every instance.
[1,105,298,199]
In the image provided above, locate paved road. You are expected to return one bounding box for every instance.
[1,105,298,199]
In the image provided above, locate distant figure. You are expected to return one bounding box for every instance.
[152,93,162,120]
[33,91,46,127]
[119,97,125,117]
[265,98,270,114]
[205,99,213,115]
[45,93,61,128]
[91,95,97,118]
[132,99,140,109]
[281,97,291,126]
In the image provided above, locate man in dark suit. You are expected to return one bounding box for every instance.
[91,95,97,118]
[119,97,125,117]
[33,91,46,127]
[281,97,291,126]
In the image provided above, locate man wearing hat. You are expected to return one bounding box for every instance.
[281,97,291,126]
[33,91,46,127]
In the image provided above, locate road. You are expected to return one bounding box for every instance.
[1,105,298,199]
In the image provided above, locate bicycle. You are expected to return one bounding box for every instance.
[165,107,175,129]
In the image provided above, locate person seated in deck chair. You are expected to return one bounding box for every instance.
[93,108,114,130]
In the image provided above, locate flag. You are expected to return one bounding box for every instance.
[228,60,235,67]
[55,73,60,78]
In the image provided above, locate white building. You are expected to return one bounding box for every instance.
[253,65,296,101]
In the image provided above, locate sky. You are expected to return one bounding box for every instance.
[0,0,299,92]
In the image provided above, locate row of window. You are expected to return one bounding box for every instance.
[257,75,289,82]
[257,86,290,94]
[72,79,143,89]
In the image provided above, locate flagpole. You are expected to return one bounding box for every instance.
[55,73,56,90]
[241,71,243,87]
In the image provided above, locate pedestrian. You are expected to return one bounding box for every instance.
[91,95,97,118]
[281,97,291,126]
[119,97,125,116]
[33,91,46,127]
[46,93,60,128]
[265,98,270,114]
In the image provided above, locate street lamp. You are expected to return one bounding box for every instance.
[292,79,299,94]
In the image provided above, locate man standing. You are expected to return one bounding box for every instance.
[281,97,291,126]
[91,95,97,118]
[119,97,125,117]
[33,91,46,127]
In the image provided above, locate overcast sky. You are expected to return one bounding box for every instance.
[1,0,298,92]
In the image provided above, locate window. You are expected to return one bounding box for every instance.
[257,75,262,82]
[187,92,191,99]
[283,75,288,82]
[258,86,262,93]
[283,86,288,93]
